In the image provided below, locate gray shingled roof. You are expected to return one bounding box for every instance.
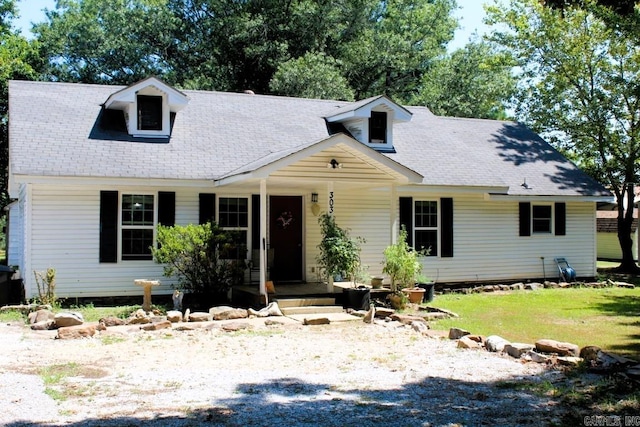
[9,80,609,197]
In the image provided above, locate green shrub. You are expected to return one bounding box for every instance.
[152,222,246,305]
[382,227,425,292]
[316,213,364,283]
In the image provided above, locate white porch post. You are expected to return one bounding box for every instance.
[326,181,335,292]
[259,179,268,305]
[390,184,398,244]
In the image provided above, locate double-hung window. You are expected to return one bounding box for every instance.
[121,194,155,260]
[218,197,248,259]
[414,200,438,256]
[532,204,553,234]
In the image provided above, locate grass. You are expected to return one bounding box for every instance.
[428,286,640,359]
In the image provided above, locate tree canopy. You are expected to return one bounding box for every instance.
[487,0,640,271]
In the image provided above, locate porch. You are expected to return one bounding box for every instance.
[232,281,393,309]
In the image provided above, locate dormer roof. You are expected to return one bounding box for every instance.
[103,76,189,112]
[324,95,412,123]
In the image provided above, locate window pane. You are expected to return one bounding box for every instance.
[415,230,437,256]
[137,95,163,130]
[219,197,248,227]
[369,111,387,143]
[532,205,552,233]
[415,201,437,228]
[122,195,154,226]
[122,229,153,260]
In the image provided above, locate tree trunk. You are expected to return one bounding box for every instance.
[615,183,640,273]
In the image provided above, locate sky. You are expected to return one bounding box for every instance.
[13,0,492,51]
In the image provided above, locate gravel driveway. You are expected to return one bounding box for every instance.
[0,317,565,426]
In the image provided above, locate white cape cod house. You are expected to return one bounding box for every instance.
[7,77,611,302]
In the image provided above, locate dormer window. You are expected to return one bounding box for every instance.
[137,95,163,131]
[324,95,411,153]
[369,111,387,143]
[103,77,189,139]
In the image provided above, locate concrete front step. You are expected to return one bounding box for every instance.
[276,298,336,308]
[281,305,345,316]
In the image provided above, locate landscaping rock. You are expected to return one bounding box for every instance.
[188,312,211,322]
[579,345,601,363]
[248,302,283,317]
[99,316,125,327]
[390,313,427,325]
[57,323,105,340]
[535,339,580,357]
[374,307,394,318]
[485,335,510,352]
[466,335,485,344]
[303,317,330,325]
[523,350,552,363]
[28,309,54,325]
[210,307,248,321]
[166,310,183,323]
[524,282,541,291]
[127,309,151,325]
[363,305,375,324]
[54,312,84,328]
[448,327,470,340]
[264,319,285,326]
[457,336,482,349]
[411,321,429,334]
[222,322,251,332]
[557,356,583,367]
[31,320,55,330]
[140,320,172,331]
[504,343,534,359]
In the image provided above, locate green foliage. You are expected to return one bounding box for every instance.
[416,40,517,119]
[316,213,364,283]
[270,52,354,101]
[382,227,423,292]
[152,222,246,304]
[487,0,640,271]
[34,0,178,84]
[33,267,57,307]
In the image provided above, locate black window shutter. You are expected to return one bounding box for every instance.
[555,202,566,236]
[158,192,175,226]
[399,197,413,247]
[99,191,118,263]
[251,195,260,250]
[441,198,454,257]
[519,202,531,236]
[199,193,216,224]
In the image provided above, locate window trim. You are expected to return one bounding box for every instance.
[413,199,439,257]
[369,111,388,143]
[128,90,170,138]
[217,196,250,260]
[119,193,157,261]
[531,203,554,235]
[137,95,163,131]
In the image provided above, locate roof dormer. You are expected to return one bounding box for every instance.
[324,95,412,153]
[103,77,189,138]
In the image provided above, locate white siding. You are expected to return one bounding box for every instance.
[26,185,209,298]
[6,186,25,269]
[306,190,598,284]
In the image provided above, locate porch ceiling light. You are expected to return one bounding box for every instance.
[327,158,342,169]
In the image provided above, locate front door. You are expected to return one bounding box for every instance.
[269,196,303,282]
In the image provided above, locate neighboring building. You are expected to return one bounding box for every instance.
[596,189,639,261]
[7,78,612,301]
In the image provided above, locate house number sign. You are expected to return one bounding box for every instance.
[329,191,334,214]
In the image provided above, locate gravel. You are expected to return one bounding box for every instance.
[0,317,565,426]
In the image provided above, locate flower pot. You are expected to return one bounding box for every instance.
[416,282,435,302]
[343,286,371,310]
[402,287,426,304]
[370,276,384,289]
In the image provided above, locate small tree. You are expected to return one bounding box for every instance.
[152,222,246,306]
[382,227,424,292]
[316,213,364,285]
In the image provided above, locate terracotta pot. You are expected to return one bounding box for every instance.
[370,277,384,288]
[402,287,426,304]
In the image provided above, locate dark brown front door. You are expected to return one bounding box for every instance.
[269,196,303,282]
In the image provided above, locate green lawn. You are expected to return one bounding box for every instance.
[429,286,640,359]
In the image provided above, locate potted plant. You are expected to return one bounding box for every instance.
[316,212,365,290]
[382,227,427,307]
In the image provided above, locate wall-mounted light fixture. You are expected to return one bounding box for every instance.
[310,192,320,216]
[327,158,342,169]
